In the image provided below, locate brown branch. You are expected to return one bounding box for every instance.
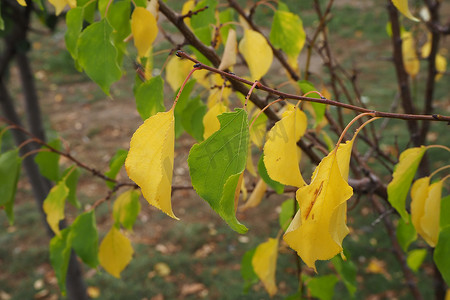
[180,5,209,19]
[226,0,300,81]
[177,50,450,123]
[386,1,421,146]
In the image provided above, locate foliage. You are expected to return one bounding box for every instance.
[0,0,449,299]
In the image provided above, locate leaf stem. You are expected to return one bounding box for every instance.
[335,112,375,147]
[170,66,201,111]
[248,97,285,132]
[429,165,450,179]
[244,81,260,110]
[426,144,450,152]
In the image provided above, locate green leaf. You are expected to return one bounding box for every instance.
[181,96,206,142]
[0,6,5,31]
[113,189,141,230]
[241,248,258,293]
[387,146,427,221]
[279,198,294,231]
[49,227,72,296]
[77,19,122,95]
[98,0,109,17]
[396,216,417,252]
[134,75,165,121]
[218,8,235,43]
[269,9,305,58]
[77,0,96,23]
[257,155,284,194]
[65,7,83,60]
[434,227,450,286]
[62,166,81,208]
[440,195,450,229]
[107,0,131,66]
[69,211,99,268]
[406,249,427,272]
[298,80,326,127]
[331,255,357,297]
[34,138,61,182]
[188,108,249,233]
[105,149,128,189]
[174,79,196,137]
[307,274,339,300]
[0,150,22,225]
[190,0,217,45]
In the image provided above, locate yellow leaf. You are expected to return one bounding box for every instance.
[218,29,237,70]
[48,0,69,15]
[238,29,273,80]
[402,31,420,77]
[283,144,353,271]
[87,286,100,299]
[263,104,307,187]
[181,0,195,29]
[446,289,450,300]
[241,179,267,211]
[241,175,248,202]
[421,33,431,58]
[99,226,134,278]
[246,145,257,177]
[435,54,447,81]
[125,110,178,219]
[392,0,419,22]
[43,181,69,237]
[165,56,193,92]
[252,238,279,296]
[203,102,228,140]
[411,177,443,247]
[131,7,158,58]
[16,0,27,6]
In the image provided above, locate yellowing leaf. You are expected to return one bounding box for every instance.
[435,54,447,81]
[16,0,27,6]
[284,144,353,271]
[241,179,267,211]
[43,181,69,237]
[238,29,273,80]
[402,31,420,77]
[387,146,427,221]
[113,189,141,230]
[249,110,267,148]
[263,104,307,187]
[98,226,134,278]
[421,33,431,58]
[131,7,158,58]
[392,0,419,22]
[246,147,257,177]
[203,102,228,140]
[146,0,159,20]
[165,56,194,92]
[411,177,443,247]
[252,238,279,296]
[48,0,70,15]
[218,28,237,70]
[181,0,195,29]
[125,110,178,219]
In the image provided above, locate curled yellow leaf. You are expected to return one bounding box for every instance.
[203,102,228,140]
[284,146,353,272]
[218,29,237,70]
[99,226,134,278]
[392,0,419,22]
[263,104,306,187]
[411,177,443,247]
[238,29,273,80]
[125,110,178,219]
[252,238,279,296]
[131,7,158,58]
